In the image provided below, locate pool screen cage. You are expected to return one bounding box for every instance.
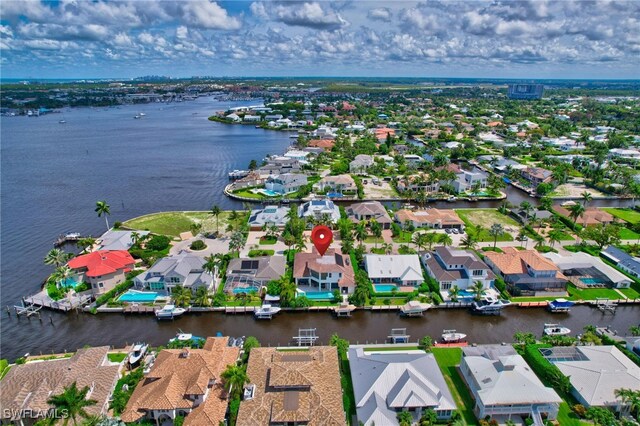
[539,346,589,363]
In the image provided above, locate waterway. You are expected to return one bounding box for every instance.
[0,97,636,361]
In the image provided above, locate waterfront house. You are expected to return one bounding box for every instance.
[96,229,149,251]
[243,114,261,122]
[543,251,632,289]
[346,201,392,229]
[265,173,308,195]
[283,149,311,164]
[520,167,553,185]
[225,113,241,122]
[133,252,215,295]
[460,345,561,422]
[248,205,290,230]
[453,167,488,194]
[552,206,613,227]
[264,114,283,121]
[307,139,334,151]
[422,246,495,296]
[404,154,424,167]
[348,347,456,425]
[483,247,568,295]
[237,346,346,426]
[542,346,640,412]
[601,246,640,279]
[298,199,341,224]
[122,337,239,426]
[394,209,464,230]
[396,174,441,194]
[0,346,121,425]
[67,250,135,295]
[364,254,424,287]
[293,248,355,294]
[225,256,286,293]
[350,154,374,174]
[313,174,357,194]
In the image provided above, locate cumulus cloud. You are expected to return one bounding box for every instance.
[272,2,348,30]
[179,1,242,30]
[367,7,392,22]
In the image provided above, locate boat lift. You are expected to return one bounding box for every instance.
[595,298,617,314]
[388,328,410,344]
[292,328,319,347]
[14,301,43,317]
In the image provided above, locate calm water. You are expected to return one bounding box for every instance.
[0,98,637,361]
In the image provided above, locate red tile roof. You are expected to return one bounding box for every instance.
[67,250,135,277]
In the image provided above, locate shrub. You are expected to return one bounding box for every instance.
[74,282,90,292]
[113,221,122,229]
[189,240,206,251]
[146,234,171,251]
[572,404,587,417]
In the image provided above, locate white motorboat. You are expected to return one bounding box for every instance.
[134,114,141,119]
[127,342,148,367]
[543,324,571,336]
[472,295,511,315]
[399,300,432,317]
[441,329,467,343]
[155,304,186,320]
[139,112,146,116]
[254,304,281,319]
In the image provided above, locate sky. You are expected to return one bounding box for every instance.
[1,0,639,79]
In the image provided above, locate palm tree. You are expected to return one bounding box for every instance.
[351,283,370,307]
[171,286,192,307]
[412,232,429,252]
[438,233,453,247]
[382,242,393,255]
[221,364,249,399]
[279,279,297,307]
[370,220,382,249]
[581,191,593,208]
[76,237,96,253]
[568,203,586,228]
[130,231,141,247]
[449,285,460,303]
[210,205,222,234]
[52,265,73,288]
[94,201,111,231]
[354,220,368,245]
[630,325,640,337]
[203,254,220,277]
[229,231,246,254]
[489,223,504,248]
[473,224,486,242]
[47,382,97,426]
[461,234,477,250]
[547,229,563,248]
[44,248,71,268]
[194,286,210,307]
[471,281,485,302]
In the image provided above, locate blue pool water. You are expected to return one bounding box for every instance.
[580,277,607,285]
[260,189,280,197]
[327,192,344,198]
[301,291,334,300]
[374,284,398,292]
[233,286,259,294]
[117,290,159,302]
[59,276,80,288]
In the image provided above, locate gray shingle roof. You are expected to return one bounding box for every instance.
[602,246,640,275]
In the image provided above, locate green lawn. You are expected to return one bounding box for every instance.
[431,348,478,425]
[371,297,407,305]
[364,236,384,244]
[455,209,517,242]
[232,188,271,200]
[619,227,640,241]
[512,296,560,302]
[619,287,640,299]
[248,249,275,257]
[259,236,278,245]
[567,283,623,300]
[555,230,575,241]
[602,208,640,224]
[123,210,247,237]
[557,402,591,426]
[392,230,414,243]
[107,353,127,363]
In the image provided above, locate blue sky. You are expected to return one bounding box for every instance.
[1,1,639,79]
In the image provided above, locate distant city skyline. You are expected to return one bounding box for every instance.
[1,1,639,79]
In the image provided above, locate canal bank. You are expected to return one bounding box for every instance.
[3,304,638,362]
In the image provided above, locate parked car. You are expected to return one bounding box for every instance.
[452,228,459,234]
[445,228,452,234]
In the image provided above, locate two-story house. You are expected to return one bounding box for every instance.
[394,209,464,230]
[364,255,424,287]
[422,246,495,296]
[298,199,341,224]
[520,167,553,186]
[349,154,374,175]
[265,173,308,195]
[483,247,567,295]
[346,201,392,229]
[134,253,215,295]
[454,168,488,193]
[67,250,135,295]
[313,174,357,194]
[293,248,355,294]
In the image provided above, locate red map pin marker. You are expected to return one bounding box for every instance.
[311,225,333,256]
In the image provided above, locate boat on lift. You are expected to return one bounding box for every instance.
[254,304,281,319]
[127,342,148,367]
[155,304,186,320]
[547,298,575,313]
[441,329,467,343]
[399,300,432,317]
[472,295,511,315]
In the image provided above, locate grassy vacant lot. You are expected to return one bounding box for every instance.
[431,348,478,425]
[123,211,246,237]
[456,209,517,242]
[602,207,640,224]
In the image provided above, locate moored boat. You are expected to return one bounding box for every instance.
[127,342,148,367]
[441,329,467,343]
[155,304,186,320]
[543,323,571,336]
[168,332,205,345]
[547,298,575,313]
[399,300,432,317]
[472,295,511,315]
[254,304,281,319]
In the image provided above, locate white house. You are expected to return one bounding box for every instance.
[350,154,374,174]
[364,255,424,287]
[265,173,308,195]
[134,253,216,295]
[298,199,341,224]
[422,246,495,296]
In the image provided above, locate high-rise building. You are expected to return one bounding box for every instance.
[508,83,544,100]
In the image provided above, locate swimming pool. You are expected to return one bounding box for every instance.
[580,277,607,285]
[59,276,80,288]
[260,189,280,197]
[374,284,398,292]
[300,291,334,300]
[117,290,159,302]
[327,192,344,198]
[233,286,259,294]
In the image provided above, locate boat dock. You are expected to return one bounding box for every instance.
[53,233,85,247]
[225,306,256,314]
[292,328,319,346]
[333,302,356,317]
[388,328,410,344]
[21,291,91,312]
[123,305,156,314]
[594,298,617,314]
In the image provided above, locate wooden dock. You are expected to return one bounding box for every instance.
[224,306,256,314]
[123,305,156,314]
[53,233,85,247]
